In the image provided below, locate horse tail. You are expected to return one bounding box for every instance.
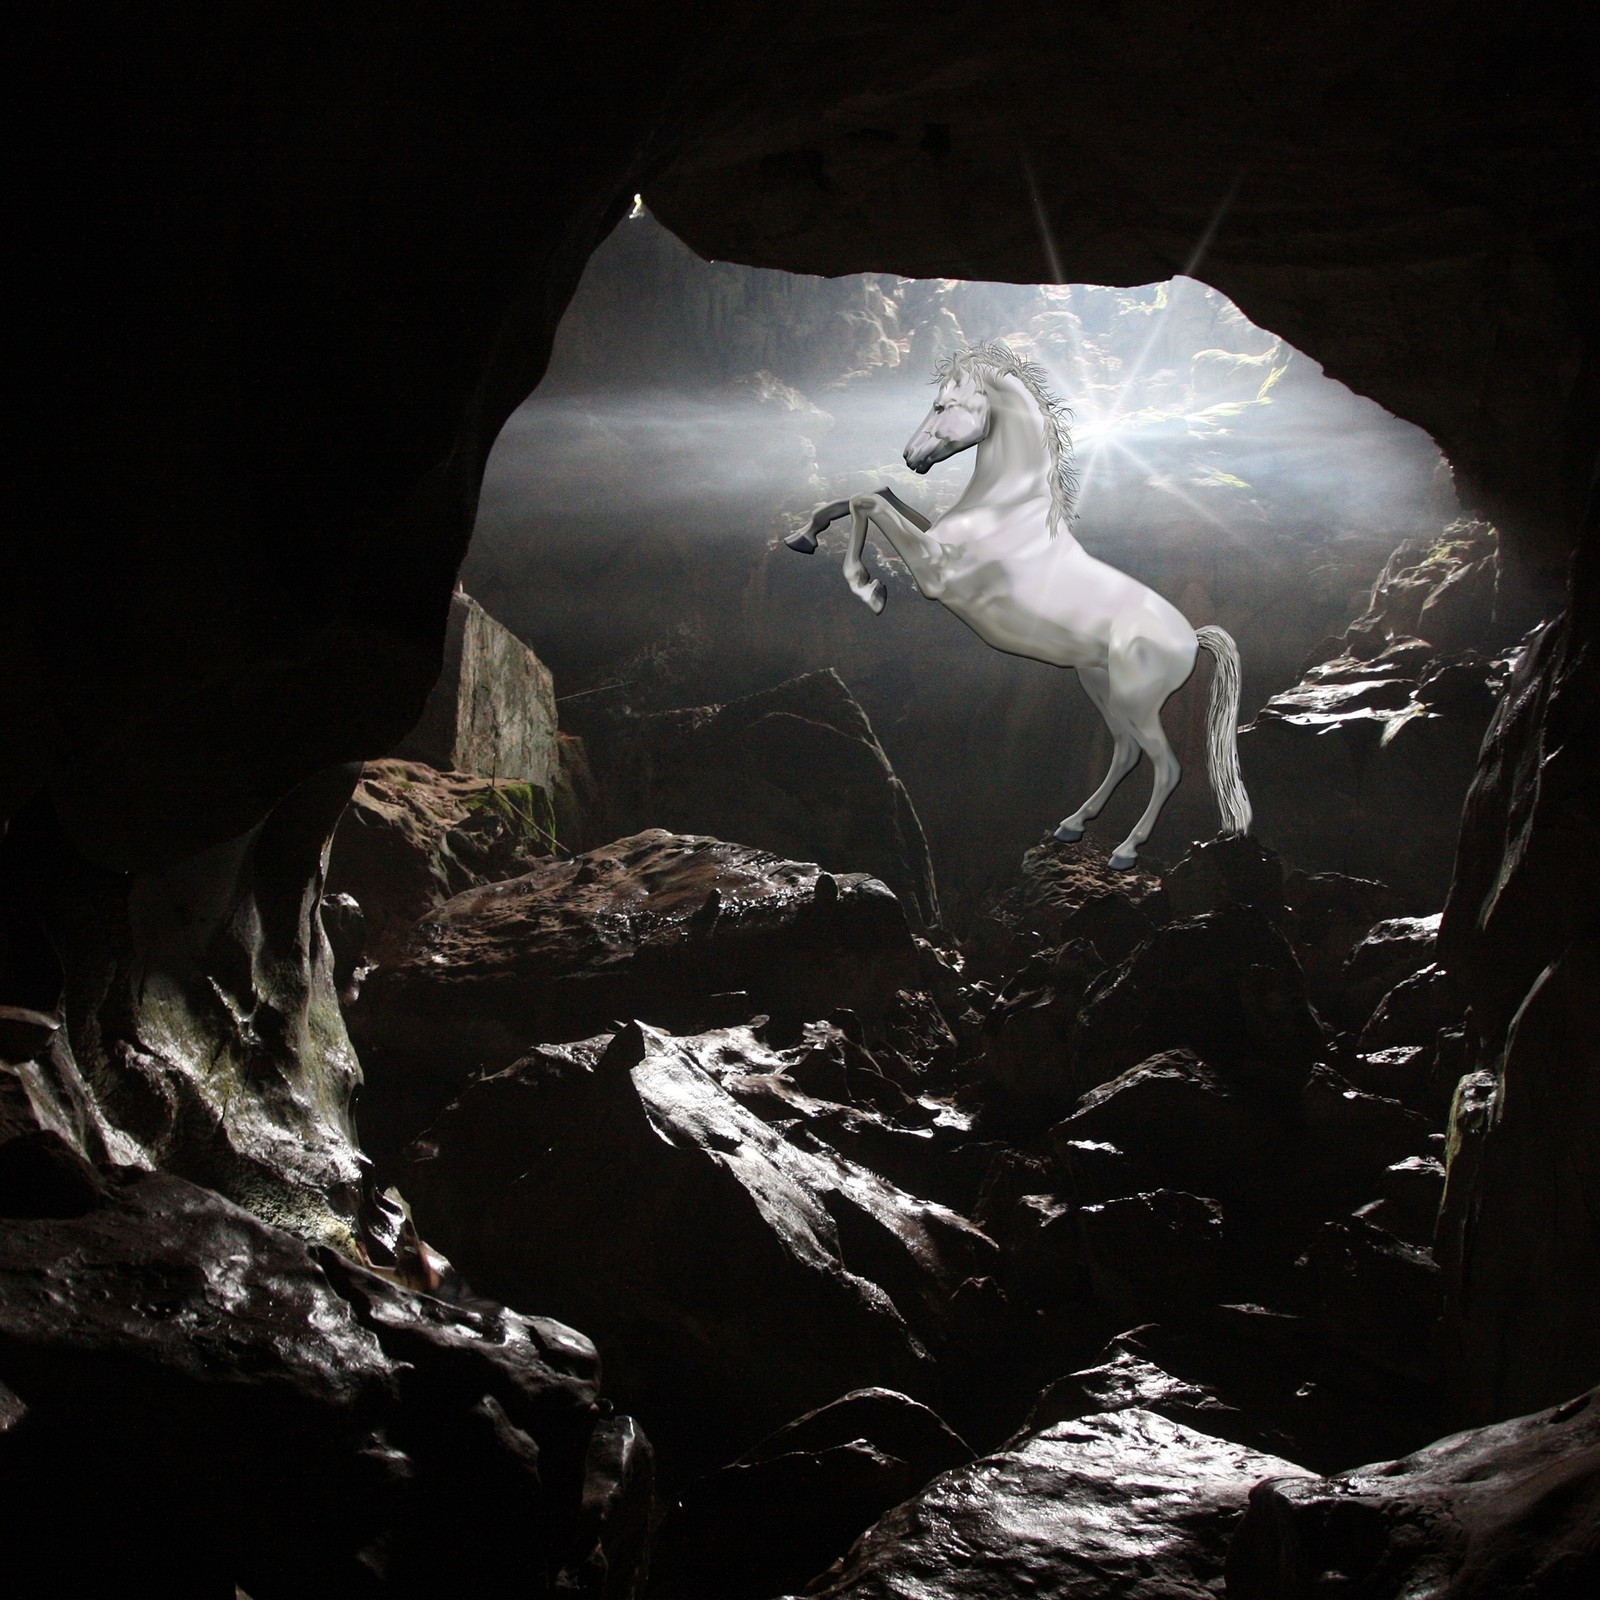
[1195,626,1253,836]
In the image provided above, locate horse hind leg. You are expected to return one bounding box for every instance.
[1106,645,1186,870]
[1054,668,1140,842]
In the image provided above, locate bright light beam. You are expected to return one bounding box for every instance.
[1019,148,1065,285]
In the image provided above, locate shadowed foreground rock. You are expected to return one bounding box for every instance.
[650,1388,972,1600]
[0,1167,645,1598]
[1228,1386,1600,1598]
[790,1408,1309,1600]
[405,1022,997,1476]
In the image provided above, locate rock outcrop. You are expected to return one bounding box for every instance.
[404,1022,997,1475]
[393,590,561,794]
[348,831,933,1166]
[595,670,940,928]
[0,1166,646,1597]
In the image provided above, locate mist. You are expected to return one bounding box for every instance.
[464,211,1455,912]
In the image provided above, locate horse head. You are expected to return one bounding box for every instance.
[904,364,991,474]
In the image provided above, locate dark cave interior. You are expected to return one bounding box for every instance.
[5,5,1599,1595]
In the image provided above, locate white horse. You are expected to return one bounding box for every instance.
[788,341,1251,869]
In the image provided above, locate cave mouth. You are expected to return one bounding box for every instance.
[461,207,1459,918]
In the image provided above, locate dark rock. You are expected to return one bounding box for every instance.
[1438,937,1600,1425]
[1282,871,1404,1018]
[1295,1217,1441,1384]
[970,837,1163,976]
[1079,1190,1227,1325]
[651,1389,970,1600]
[1022,1340,1246,1445]
[1071,904,1325,1102]
[404,1022,998,1476]
[1347,1044,1457,1124]
[351,830,928,1161]
[795,1408,1310,1600]
[1341,914,1442,1028]
[1356,963,1465,1057]
[1352,1154,1446,1250]
[980,938,1105,1103]
[1228,1386,1600,1600]
[1162,833,1287,925]
[1050,1050,1282,1204]
[1301,1064,1437,1178]
[594,668,940,928]
[0,1173,634,1597]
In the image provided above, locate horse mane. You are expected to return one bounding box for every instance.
[934,340,1079,534]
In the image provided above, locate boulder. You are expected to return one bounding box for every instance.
[1079,1190,1228,1325]
[1352,1154,1446,1249]
[1050,1050,1282,1202]
[1355,963,1464,1056]
[1282,870,1404,1018]
[1071,903,1325,1102]
[350,831,930,1160]
[1161,833,1288,925]
[1301,1065,1437,1179]
[596,669,940,928]
[794,1408,1310,1600]
[1228,1386,1600,1599]
[404,1023,998,1475]
[980,939,1105,1103]
[650,1389,971,1600]
[1341,914,1442,1028]
[0,1172,643,1597]
[327,758,557,969]
[392,590,560,795]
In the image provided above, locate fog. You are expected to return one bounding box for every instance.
[464,212,1454,911]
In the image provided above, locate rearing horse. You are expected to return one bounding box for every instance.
[787,341,1251,869]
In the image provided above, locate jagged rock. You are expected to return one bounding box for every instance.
[327,758,557,969]
[651,1389,971,1600]
[1341,914,1441,1028]
[350,831,929,1161]
[793,1408,1310,1600]
[979,939,1105,1103]
[1071,904,1324,1101]
[1022,1341,1244,1444]
[1079,1190,1228,1325]
[1347,1042,1458,1124]
[1162,834,1287,924]
[1228,1386,1600,1599]
[0,1172,641,1597]
[404,1023,997,1475]
[1301,1064,1437,1178]
[1241,528,1520,906]
[1353,1154,1446,1249]
[1295,1217,1441,1384]
[969,837,1164,975]
[595,669,939,928]
[392,590,560,793]
[1050,1050,1281,1203]
[1356,963,1464,1056]
[3,770,370,1251]
[1282,871,1404,1017]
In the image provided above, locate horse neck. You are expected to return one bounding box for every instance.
[960,379,1057,517]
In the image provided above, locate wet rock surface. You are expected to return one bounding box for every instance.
[790,1408,1310,1600]
[405,1020,997,1476]
[350,830,926,1164]
[0,1171,642,1597]
[1229,1387,1600,1599]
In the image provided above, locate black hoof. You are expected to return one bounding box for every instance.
[784,530,818,554]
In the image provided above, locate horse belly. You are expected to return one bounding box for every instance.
[950,581,1107,668]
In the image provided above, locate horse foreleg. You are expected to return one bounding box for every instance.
[854,492,948,605]
[1054,668,1140,842]
[786,498,851,554]
[843,502,887,613]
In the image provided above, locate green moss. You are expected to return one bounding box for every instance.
[466,781,559,850]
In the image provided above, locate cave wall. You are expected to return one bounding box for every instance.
[8,4,1599,1427]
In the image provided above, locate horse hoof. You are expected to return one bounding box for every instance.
[867,580,886,615]
[784,530,818,554]
[1053,823,1084,843]
[1108,850,1139,871]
